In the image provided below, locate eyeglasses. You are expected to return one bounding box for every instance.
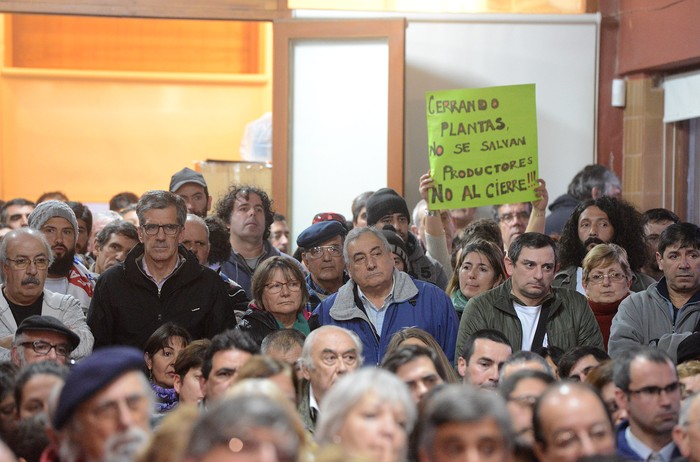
[5,257,50,270]
[20,340,71,357]
[313,213,347,225]
[508,395,538,409]
[142,223,181,236]
[587,271,627,284]
[627,381,680,399]
[498,211,529,223]
[305,245,343,260]
[265,281,302,294]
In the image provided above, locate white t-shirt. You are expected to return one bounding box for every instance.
[513,301,548,351]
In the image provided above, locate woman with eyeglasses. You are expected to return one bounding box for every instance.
[582,243,633,349]
[237,256,311,347]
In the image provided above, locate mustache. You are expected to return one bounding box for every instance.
[584,237,606,248]
[21,276,41,285]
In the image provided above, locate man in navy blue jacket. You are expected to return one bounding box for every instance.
[312,227,457,366]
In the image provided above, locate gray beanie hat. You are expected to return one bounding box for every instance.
[27,200,79,245]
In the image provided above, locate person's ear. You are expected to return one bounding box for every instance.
[504,256,514,277]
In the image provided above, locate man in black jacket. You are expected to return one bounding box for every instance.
[87,190,235,349]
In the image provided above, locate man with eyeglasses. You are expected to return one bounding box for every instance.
[554,196,655,295]
[11,315,80,367]
[27,200,96,315]
[0,228,92,362]
[88,190,234,349]
[297,220,349,313]
[613,347,682,461]
[609,223,700,361]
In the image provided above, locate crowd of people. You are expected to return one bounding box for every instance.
[0,163,699,462]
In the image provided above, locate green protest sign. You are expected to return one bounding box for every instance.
[426,84,538,209]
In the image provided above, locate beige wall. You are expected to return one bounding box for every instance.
[0,18,272,203]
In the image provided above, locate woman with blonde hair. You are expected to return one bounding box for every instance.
[582,243,633,348]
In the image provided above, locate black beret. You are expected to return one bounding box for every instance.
[53,346,145,430]
[677,332,700,365]
[365,188,410,227]
[297,220,347,249]
[16,315,80,352]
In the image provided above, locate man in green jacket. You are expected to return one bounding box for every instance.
[456,232,604,355]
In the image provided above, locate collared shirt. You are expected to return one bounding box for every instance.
[625,426,676,462]
[141,254,184,291]
[309,383,320,423]
[357,278,395,336]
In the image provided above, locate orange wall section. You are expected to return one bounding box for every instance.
[0,20,273,203]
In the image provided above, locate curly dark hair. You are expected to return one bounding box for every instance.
[215,185,275,241]
[558,196,647,271]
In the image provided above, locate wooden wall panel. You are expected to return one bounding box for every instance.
[9,15,262,74]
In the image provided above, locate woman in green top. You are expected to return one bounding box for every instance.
[237,256,311,346]
[447,239,507,320]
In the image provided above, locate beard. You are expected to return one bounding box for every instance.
[102,426,150,462]
[583,237,606,250]
[49,247,76,276]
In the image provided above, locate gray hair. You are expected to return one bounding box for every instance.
[419,384,514,454]
[343,226,392,266]
[185,214,210,239]
[316,368,416,446]
[185,394,301,460]
[0,228,54,267]
[136,190,187,227]
[412,199,427,230]
[299,325,364,371]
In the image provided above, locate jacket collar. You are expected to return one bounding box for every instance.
[329,269,418,321]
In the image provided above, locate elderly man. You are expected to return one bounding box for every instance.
[365,188,448,289]
[169,167,212,218]
[298,325,363,432]
[11,315,80,367]
[609,223,700,361]
[457,232,604,355]
[90,220,139,275]
[418,384,515,462]
[313,227,458,365]
[297,220,348,312]
[0,228,92,362]
[27,200,96,314]
[673,392,700,462]
[533,382,616,462]
[216,185,284,298]
[457,329,513,389]
[51,346,152,462]
[181,214,211,266]
[614,347,682,461]
[88,190,234,349]
[0,199,35,230]
[554,196,654,294]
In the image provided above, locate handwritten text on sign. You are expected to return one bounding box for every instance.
[426,84,538,209]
